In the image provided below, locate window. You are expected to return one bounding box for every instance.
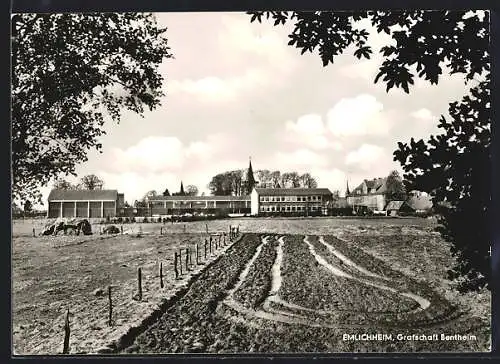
[264,196,269,202]
[260,196,264,202]
[286,206,290,211]
[285,196,290,202]
[270,197,274,202]
[271,206,275,212]
[292,206,296,211]
[307,196,311,201]
[260,206,265,211]
[281,206,285,211]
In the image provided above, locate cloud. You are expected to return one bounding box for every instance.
[345,144,386,171]
[108,136,185,173]
[410,108,436,121]
[284,114,342,150]
[167,69,267,101]
[327,94,392,136]
[272,148,329,170]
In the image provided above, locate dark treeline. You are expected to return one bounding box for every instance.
[208,170,318,196]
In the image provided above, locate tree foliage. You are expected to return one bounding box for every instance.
[248,10,490,292]
[209,169,319,195]
[80,174,104,190]
[385,170,407,201]
[52,178,76,190]
[185,184,199,196]
[162,188,171,197]
[11,13,173,203]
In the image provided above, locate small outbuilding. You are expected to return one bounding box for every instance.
[47,189,124,219]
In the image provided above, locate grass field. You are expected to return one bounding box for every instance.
[12,217,491,354]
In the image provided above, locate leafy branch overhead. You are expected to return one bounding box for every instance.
[11,13,173,203]
[248,11,489,93]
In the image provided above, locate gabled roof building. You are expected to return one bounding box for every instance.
[47,189,124,218]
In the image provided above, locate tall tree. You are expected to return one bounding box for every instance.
[23,200,33,216]
[281,172,301,188]
[80,174,104,190]
[270,171,281,188]
[385,170,406,201]
[247,10,490,291]
[162,188,170,197]
[245,158,257,194]
[299,173,318,188]
[52,178,75,190]
[185,185,199,196]
[12,13,173,203]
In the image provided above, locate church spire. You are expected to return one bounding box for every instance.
[180,180,185,195]
[246,156,256,194]
[346,179,350,196]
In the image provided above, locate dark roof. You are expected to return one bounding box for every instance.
[350,177,387,195]
[254,188,333,196]
[48,189,118,201]
[385,200,405,210]
[149,195,251,201]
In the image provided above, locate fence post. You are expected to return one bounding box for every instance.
[174,253,179,279]
[206,223,208,234]
[62,308,70,354]
[178,251,183,275]
[32,228,36,237]
[183,224,186,233]
[121,225,123,235]
[204,239,207,260]
[160,227,162,235]
[185,248,189,272]
[137,267,142,301]
[196,243,199,265]
[223,234,226,246]
[218,234,221,248]
[108,286,113,326]
[209,236,212,254]
[160,262,164,288]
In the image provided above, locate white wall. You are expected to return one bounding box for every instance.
[251,189,259,215]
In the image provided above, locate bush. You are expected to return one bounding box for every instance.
[143,217,148,223]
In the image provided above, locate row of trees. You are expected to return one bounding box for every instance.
[208,169,319,196]
[53,174,105,191]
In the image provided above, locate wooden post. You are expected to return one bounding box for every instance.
[218,234,221,248]
[174,253,179,279]
[137,267,142,301]
[223,234,226,246]
[108,286,112,326]
[121,225,123,235]
[160,262,164,288]
[209,236,212,254]
[205,223,208,234]
[183,224,186,233]
[185,248,189,272]
[178,251,183,275]
[204,239,207,260]
[62,308,70,354]
[196,244,199,265]
[160,227,162,235]
[32,228,36,237]
[189,246,193,266]
[229,225,231,237]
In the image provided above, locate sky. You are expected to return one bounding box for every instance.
[37,11,471,207]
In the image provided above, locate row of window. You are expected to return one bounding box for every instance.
[259,195,322,203]
[259,205,323,212]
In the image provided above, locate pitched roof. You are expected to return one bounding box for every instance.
[149,195,251,201]
[254,188,332,196]
[48,189,118,201]
[385,200,405,210]
[350,177,387,195]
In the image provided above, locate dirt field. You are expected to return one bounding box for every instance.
[11,217,491,354]
[12,221,238,355]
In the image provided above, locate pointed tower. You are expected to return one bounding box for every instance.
[246,156,256,195]
[180,181,185,195]
[346,179,350,196]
